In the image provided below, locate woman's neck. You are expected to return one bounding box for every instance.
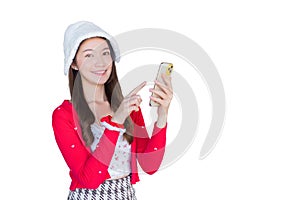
[81,78,112,124]
[82,78,107,103]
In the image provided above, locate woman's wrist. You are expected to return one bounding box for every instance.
[111,115,124,125]
[102,115,124,128]
[156,115,167,128]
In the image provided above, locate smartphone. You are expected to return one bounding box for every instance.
[149,62,173,107]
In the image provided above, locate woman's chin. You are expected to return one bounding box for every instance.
[95,76,109,85]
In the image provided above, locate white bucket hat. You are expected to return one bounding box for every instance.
[63,21,120,75]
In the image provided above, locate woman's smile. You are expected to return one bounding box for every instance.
[92,69,107,76]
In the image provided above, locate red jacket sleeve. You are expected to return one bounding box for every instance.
[131,109,167,174]
[52,107,120,189]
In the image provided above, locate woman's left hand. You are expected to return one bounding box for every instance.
[149,74,173,128]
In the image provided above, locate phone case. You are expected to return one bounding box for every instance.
[149,62,173,107]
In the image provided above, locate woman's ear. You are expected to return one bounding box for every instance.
[71,62,78,71]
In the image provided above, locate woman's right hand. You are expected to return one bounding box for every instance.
[111,81,146,124]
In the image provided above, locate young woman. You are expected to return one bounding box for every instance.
[52,21,173,200]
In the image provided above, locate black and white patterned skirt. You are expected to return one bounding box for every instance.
[67,175,137,200]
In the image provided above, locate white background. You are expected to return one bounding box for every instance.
[0,0,299,199]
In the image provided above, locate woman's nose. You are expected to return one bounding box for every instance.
[93,55,106,67]
[95,55,112,67]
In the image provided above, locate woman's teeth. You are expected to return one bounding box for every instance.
[93,70,106,75]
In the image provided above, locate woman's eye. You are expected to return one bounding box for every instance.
[85,54,94,58]
[103,51,110,56]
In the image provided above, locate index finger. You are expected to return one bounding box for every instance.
[128,81,147,96]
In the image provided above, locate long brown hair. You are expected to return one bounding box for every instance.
[68,40,133,147]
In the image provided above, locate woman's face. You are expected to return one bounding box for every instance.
[72,37,113,85]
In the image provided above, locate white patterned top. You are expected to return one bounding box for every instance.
[90,123,131,179]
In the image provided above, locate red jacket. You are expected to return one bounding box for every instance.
[52,100,167,190]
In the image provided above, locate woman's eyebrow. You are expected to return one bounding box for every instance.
[82,49,93,52]
[82,47,109,52]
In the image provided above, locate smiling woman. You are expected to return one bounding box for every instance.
[52,21,173,200]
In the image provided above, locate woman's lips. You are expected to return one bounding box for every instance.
[92,70,107,76]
